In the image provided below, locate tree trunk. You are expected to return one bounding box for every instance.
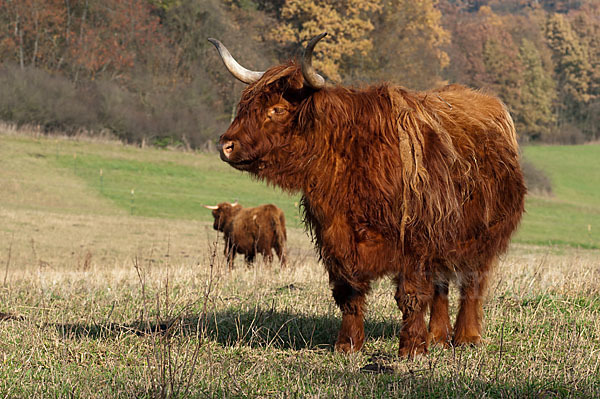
[74,0,89,83]
[57,0,72,70]
[32,8,39,67]
[17,12,24,70]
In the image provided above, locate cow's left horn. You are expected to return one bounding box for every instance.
[301,32,327,89]
[208,38,264,84]
[203,205,219,210]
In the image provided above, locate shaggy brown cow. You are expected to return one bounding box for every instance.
[204,202,287,268]
[209,33,526,357]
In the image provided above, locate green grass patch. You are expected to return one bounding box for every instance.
[56,153,268,219]
[518,144,600,248]
[523,144,600,205]
[2,133,600,247]
[516,196,599,248]
[49,140,303,226]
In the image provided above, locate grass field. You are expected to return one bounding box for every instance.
[518,145,600,249]
[1,129,599,398]
[1,130,302,226]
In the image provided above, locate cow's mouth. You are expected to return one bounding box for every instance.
[219,140,261,172]
[220,151,257,171]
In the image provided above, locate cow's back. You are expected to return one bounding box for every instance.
[250,204,283,253]
[229,204,286,256]
[385,84,526,261]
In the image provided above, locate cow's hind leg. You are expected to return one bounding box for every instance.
[453,256,496,346]
[244,251,256,266]
[264,249,274,264]
[274,242,287,267]
[429,279,452,347]
[395,274,434,358]
[332,279,369,353]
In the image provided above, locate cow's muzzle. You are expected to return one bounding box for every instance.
[221,140,234,159]
[220,140,237,163]
[219,140,255,170]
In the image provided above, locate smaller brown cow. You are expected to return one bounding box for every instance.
[204,202,287,268]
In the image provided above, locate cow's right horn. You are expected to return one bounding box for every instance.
[203,205,219,210]
[301,32,327,89]
[208,38,264,84]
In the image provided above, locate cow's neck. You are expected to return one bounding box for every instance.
[261,131,356,233]
[271,131,337,177]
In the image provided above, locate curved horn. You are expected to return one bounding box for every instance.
[301,32,327,89]
[208,38,264,84]
[203,205,219,210]
[230,201,239,207]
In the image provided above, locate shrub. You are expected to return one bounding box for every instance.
[0,63,228,149]
[521,157,553,195]
[542,123,587,145]
[0,64,99,133]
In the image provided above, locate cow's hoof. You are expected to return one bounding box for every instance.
[429,331,452,348]
[398,344,428,359]
[429,323,452,348]
[398,337,428,359]
[334,337,363,354]
[452,333,482,347]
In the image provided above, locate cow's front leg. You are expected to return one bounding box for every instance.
[332,280,368,353]
[429,279,452,347]
[224,239,236,270]
[394,275,434,358]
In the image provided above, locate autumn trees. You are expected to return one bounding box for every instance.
[271,0,381,82]
[0,0,168,80]
[369,0,450,89]
[442,1,598,142]
[0,0,598,145]
[0,0,231,145]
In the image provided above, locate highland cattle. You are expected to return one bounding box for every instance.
[205,202,287,269]
[209,33,526,357]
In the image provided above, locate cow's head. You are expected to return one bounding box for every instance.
[208,33,327,174]
[203,201,240,231]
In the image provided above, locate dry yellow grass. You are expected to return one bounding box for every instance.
[2,198,599,397]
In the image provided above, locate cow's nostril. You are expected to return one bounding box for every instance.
[222,141,234,158]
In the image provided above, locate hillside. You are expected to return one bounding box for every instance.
[1,131,599,248]
[1,131,302,226]
[518,145,600,248]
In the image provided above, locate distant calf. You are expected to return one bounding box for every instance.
[204,202,287,268]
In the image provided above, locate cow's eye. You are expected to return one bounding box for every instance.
[272,106,287,115]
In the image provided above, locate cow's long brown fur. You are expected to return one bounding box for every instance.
[218,61,526,356]
[209,203,287,268]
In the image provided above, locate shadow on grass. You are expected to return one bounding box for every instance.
[0,312,24,321]
[52,307,400,351]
